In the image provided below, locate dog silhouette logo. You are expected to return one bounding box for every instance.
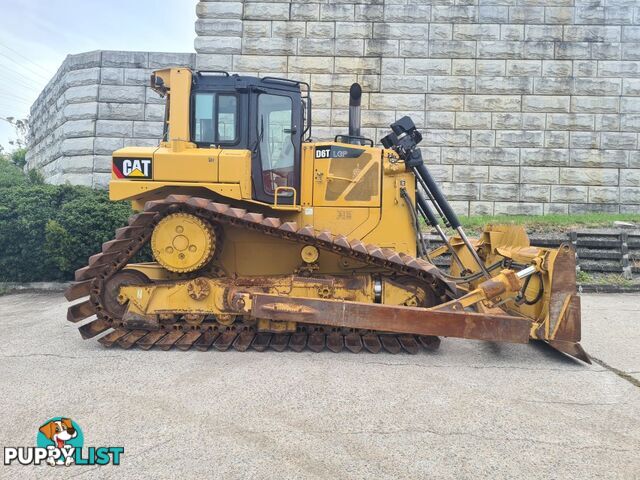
[36,417,84,466]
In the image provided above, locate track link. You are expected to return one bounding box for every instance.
[66,194,454,353]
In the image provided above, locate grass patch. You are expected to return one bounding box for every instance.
[457,213,639,234]
[576,271,635,287]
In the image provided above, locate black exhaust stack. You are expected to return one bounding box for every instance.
[348,83,362,138]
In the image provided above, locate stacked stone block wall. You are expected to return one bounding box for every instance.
[26,51,195,187]
[195,0,640,215]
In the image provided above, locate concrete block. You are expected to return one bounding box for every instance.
[424,129,470,147]
[547,114,594,131]
[196,2,243,19]
[195,19,243,37]
[589,187,619,204]
[453,165,489,182]
[96,120,133,137]
[598,61,640,77]
[381,75,427,93]
[570,132,599,149]
[335,40,364,57]
[494,202,543,215]
[523,95,569,113]
[398,41,429,57]
[506,60,541,76]
[429,24,452,40]
[430,41,475,58]
[232,55,287,72]
[521,167,559,184]
[571,97,619,114]
[551,186,588,203]
[100,68,124,85]
[471,130,495,147]
[335,57,379,75]
[432,6,479,23]
[374,23,428,41]
[489,166,519,183]
[620,169,640,186]
[149,53,195,69]
[545,7,573,25]
[98,85,146,103]
[426,111,456,129]
[501,25,524,41]
[61,120,95,138]
[496,130,544,148]
[521,148,569,167]
[620,187,640,203]
[405,59,451,76]
[509,7,544,24]
[65,85,99,103]
[355,5,383,22]
[601,132,638,149]
[465,95,521,112]
[243,37,294,55]
[311,74,358,92]
[320,4,354,22]
[243,21,271,38]
[542,60,572,77]
[370,94,425,110]
[555,42,591,60]
[476,60,505,76]
[570,149,628,168]
[545,131,569,148]
[102,51,148,68]
[442,182,479,201]
[428,76,475,94]
[451,60,475,76]
[60,137,94,156]
[521,185,550,202]
[289,56,334,74]
[196,54,233,71]
[145,104,166,122]
[481,183,519,201]
[124,68,152,86]
[244,3,289,21]
[469,202,493,216]
[621,114,640,132]
[306,22,335,39]
[65,68,100,88]
[133,121,163,138]
[559,168,619,186]
[479,6,508,23]
[441,147,470,165]
[98,102,145,121]
[291,3,319,21]
[298,39,335,56]
[62,102,98,121]
[385,5,431,22]
[456,112,492,129]
[477,76,532,94]
[94,137,125,155]
[621,97,640,113]
[453,24,500,41]
[472,147,519,166]
[272,21,306,38]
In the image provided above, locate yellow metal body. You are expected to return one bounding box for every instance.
[104,68,583,359]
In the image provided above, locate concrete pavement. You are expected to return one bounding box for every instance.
[0,292,638,479]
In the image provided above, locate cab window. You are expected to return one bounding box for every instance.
[193,93,237,145]
[257,94,294,196]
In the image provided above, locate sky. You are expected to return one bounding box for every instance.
[0,0,195,150]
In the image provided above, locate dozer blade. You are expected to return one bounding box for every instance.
[540,244,590,364]
[251,294,532,344]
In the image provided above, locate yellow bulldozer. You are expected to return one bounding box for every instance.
[65,68,588,362]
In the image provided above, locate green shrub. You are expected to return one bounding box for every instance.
[0,178,132,282]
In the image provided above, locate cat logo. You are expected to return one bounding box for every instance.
[112,157,153,180]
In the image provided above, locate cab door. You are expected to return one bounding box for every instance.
[250,90,302,205]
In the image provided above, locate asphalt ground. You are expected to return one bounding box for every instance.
[0,292,638,479]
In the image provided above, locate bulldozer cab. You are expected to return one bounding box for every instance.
[189,72,307,205]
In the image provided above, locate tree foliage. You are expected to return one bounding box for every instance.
[0,160,131,281]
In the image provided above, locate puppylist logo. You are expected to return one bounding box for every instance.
[3,417,123,467]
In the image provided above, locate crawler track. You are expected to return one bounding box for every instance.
[66,194,456,353]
